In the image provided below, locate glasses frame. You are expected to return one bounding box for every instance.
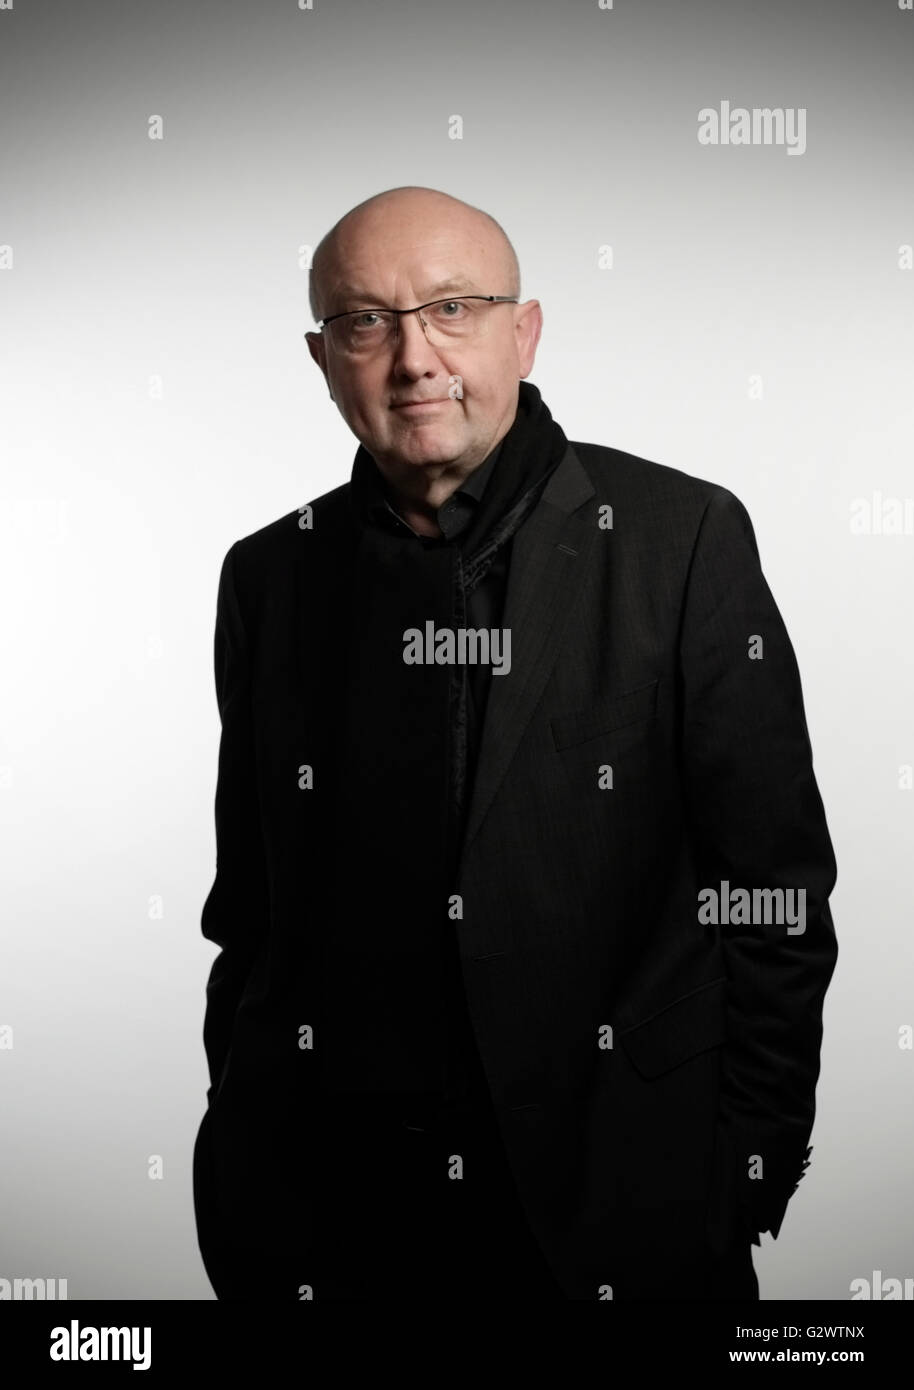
[316,294,520,344]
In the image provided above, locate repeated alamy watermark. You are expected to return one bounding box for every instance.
[698,881,806,934]
[0,1276,67,1298]
[698,102,806,156]
[850,1270,913,1300]
[0,497,70,544]
[403,623,511,676]
[849,492,914,535]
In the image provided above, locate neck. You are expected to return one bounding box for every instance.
[378,440,500,537]
[393,498,443,538]
[385,460,473,532]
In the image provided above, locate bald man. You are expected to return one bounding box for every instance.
[192,186,838,1302]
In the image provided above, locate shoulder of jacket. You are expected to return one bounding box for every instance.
[569,440,752,538]
[227,480,352,566]
[570,439,735,506]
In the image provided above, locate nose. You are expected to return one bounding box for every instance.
[390,307,441,374]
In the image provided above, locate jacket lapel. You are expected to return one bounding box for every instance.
[460,442,596,859]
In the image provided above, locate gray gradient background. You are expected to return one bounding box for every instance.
[1,0,911,1300]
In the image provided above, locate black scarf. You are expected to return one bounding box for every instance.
[319,382,567,1097]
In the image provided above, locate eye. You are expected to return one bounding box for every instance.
[352,311,383,329]
[425,300,469,320]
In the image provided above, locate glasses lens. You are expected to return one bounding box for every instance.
[420,299,488,345]
[328,310,396,353]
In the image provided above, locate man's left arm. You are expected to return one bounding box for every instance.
[678,486,839,1247]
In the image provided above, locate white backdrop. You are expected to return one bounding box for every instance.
[1,0,911,1299]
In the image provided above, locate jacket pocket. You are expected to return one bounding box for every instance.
[618,976,727,1079]
[550,679,659,751]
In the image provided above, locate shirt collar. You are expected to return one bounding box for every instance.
[454,438,502,502]
[367,437,504,541]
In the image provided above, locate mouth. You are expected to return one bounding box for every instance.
[391,399,449,414]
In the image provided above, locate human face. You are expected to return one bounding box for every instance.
[305,204,542,490]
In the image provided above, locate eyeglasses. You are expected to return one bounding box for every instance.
[317,295,519,355]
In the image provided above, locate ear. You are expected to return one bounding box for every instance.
[305,331,334,400]
[514,300,543,379]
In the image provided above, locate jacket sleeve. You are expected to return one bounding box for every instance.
[200,541,270,1104]
[678,487,838,1244]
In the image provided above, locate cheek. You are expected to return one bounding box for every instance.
[471,346,517,398]
[336,381,384,432]
[462,377,515,431]
[449,371,496,411]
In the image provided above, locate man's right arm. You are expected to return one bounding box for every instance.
[200,541,269,1105]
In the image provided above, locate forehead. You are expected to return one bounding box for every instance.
[322,212,506,309]
[332,275,480,309]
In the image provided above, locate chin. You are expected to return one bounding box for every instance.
[395,430,463,462]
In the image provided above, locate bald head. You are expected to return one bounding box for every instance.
[308,186,520,322]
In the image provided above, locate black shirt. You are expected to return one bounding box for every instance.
[361,438,511,1119]
[364,438,510,777]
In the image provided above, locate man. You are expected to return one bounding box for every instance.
[192,185,838,1301]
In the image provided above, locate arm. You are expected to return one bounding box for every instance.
[679,488,838,1245]
[200,541,269,1104]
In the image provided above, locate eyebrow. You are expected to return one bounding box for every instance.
[333,277,479,311]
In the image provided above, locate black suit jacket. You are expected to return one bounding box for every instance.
[192,439,838,1300]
